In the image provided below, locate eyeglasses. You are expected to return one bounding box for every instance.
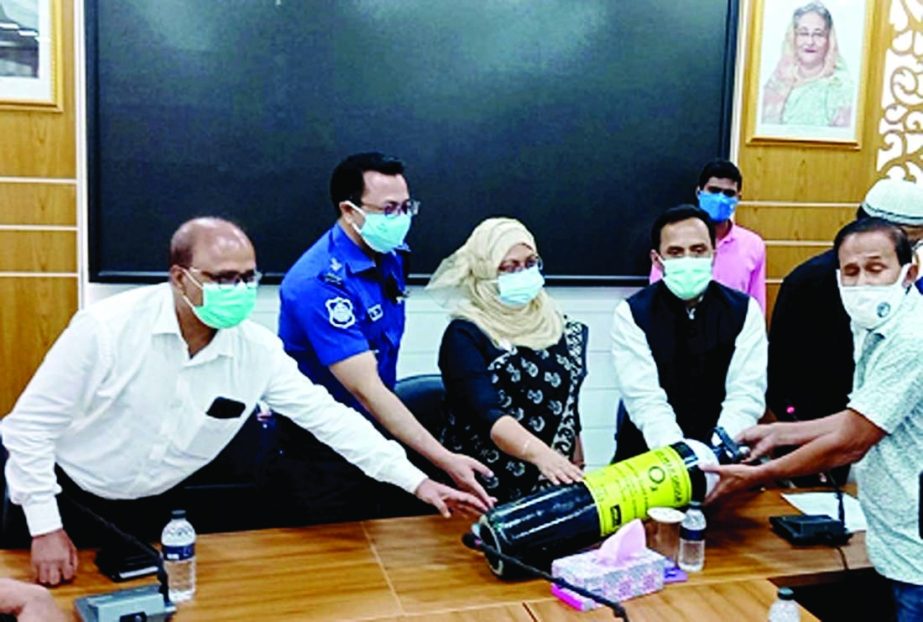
[498,256,543,275]
[703,186,738,198]
[184,266,262,289]
[795,29,828,42]
[353,199,420,217]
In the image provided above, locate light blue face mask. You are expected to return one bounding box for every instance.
[350,204,412,254]
[697,191,739,223]
[497,266,545,307]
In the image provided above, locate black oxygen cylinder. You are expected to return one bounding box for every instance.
[475,429,746,577]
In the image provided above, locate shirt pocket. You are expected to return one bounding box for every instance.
[173,415,244,461]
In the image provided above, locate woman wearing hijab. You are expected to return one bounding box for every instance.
[427,218,588,503]
[761,1,853,127]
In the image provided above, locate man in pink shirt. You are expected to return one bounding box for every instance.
[651,159,766,312]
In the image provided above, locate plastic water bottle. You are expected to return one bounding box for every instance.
[161,509,196,602]
[677,500,705,572]
[768,587,800,621]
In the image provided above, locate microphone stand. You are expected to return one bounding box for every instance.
[62,493,170,602]
[462,531,630,621]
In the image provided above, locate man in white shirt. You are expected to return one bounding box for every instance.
[1,217,485,586]
[610,205,767,460]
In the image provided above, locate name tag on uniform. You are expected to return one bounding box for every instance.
[368,304,384,322]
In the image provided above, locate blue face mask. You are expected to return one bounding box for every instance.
[350,204,412,254]
[497,266,544,307]
[697,190,738,222]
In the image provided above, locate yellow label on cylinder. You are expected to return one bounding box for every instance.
[583,445,692,536]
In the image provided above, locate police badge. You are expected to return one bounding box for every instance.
[325,297,356,329]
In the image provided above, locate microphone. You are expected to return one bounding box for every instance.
[62,494,170,600]
[768,407,851,547]
[63,495,178,622]
[461,531,630,621]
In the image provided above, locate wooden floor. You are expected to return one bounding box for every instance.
[0,488,868,620]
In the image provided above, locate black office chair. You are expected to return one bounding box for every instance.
[393,374,447,443]
[364,374,450,518]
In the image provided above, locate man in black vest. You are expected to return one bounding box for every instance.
[610,205,767,461]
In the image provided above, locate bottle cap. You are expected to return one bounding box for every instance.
[778,587,795,600]
[171,509,187,519]
[647,507,685,524]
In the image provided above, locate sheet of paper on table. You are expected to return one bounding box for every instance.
[781,492,867,533]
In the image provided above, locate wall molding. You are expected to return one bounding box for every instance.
[0,224,77,232]
[0,272,78,278]
[0,177,77,185]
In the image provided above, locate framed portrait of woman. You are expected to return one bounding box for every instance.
[0,0,63,110]
[746,0,873,146]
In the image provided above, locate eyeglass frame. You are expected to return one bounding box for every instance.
[497,256,543,275]
[183,266,263,289]
[794,28,829,43]
[349,198,421,218]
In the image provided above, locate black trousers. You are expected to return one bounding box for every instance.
[261,417,437,525]
[0,463,188,550]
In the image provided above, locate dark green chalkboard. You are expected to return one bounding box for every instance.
[87,1,738,284]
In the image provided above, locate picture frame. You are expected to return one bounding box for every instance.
[744,0,874,147]
[0,0,63,111]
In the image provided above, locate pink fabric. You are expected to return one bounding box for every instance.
[650,223,766,312]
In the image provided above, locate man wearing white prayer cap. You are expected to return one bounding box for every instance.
[766,177,923,489]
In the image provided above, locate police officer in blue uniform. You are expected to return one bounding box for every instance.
[275,153,493,520]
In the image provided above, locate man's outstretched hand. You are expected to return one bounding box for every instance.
[415,479,492,518]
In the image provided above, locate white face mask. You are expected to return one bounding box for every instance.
[837,264,912,331]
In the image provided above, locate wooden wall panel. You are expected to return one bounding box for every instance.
[0,183,77,225]
[0,277,77,414]
[736,151,877,205]
[0,0,78,417]
[764,243,829,280]
[766,281,780,325]
[736,204,856,242]
[0,0,76,178]
[0,231,77,272]
[735,0,893,320]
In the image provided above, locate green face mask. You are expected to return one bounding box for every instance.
[183,273,258,329]
[661,256,712,301]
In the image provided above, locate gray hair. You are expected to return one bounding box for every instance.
[793,2,833,31]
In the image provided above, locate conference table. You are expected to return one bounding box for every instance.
[0,488,869,621]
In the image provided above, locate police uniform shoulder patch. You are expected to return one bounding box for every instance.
[325,297,356,329]
[322,257,345,285]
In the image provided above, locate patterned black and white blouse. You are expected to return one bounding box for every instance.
[438,318,588,502]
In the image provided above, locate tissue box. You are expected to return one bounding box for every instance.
[551,547,666,610]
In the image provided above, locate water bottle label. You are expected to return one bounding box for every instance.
[680,526,705,541]
[163,543,195,561]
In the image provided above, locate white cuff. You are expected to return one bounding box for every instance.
[23,498,63,537]
[386,462,428,494]
[642,424,684,451]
